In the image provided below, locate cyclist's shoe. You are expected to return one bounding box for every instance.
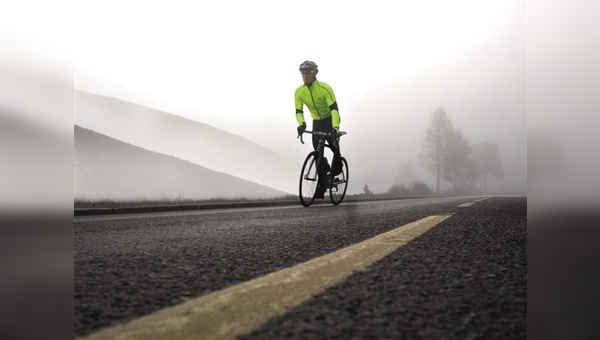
[315,191,325,199]
[332,177,342,184]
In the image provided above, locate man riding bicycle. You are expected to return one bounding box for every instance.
[295,60,342,198]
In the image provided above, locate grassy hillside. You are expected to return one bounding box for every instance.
[75,91,300,194]
[75,126,288,201]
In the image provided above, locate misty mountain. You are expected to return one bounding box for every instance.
[75,91,300,194]
[75,125,288,201]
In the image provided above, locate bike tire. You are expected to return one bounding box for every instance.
[329,157,349,205]
[299,151,320,207]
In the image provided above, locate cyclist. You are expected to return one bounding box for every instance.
[295,60,342,198]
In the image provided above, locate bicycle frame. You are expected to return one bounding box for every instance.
[298,130,348,206]
[299,130,346,185]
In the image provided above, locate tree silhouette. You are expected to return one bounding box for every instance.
[420,107,454,194]
[442,128,476,191]
[472,141,504,192]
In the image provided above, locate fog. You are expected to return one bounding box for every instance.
[75,0,527,196]
[0,0,530,204]
[527,0,600,213]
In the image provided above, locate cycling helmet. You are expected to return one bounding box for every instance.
[299,60,318,73]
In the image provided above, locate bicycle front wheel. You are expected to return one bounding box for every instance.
[299,151,320,207]
[329,157,349,205]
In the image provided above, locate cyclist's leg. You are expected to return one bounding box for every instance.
[313,118,331,196]
[311,117,330,149]
[311,130,319,151]
[328,135,342,176]
[315,117,333,170]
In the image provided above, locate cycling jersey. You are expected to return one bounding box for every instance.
[295,80,340,131]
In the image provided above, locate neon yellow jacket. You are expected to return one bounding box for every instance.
[295,80,340,131]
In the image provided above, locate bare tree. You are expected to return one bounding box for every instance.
[442,128,475,191]
[472,141,504,192]
[420,107,454,194]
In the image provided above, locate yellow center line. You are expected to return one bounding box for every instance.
[459,197,489,207]
[80,214,453,340]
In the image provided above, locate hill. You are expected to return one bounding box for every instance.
[75,90,300,194]
[75,125,288,201]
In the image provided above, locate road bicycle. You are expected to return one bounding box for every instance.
[298,130,349,207]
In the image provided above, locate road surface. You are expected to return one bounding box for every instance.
[75,196,526,339]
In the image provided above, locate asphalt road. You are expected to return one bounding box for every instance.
[74,196,526,339]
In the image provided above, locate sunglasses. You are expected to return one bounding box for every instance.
[300,69,316,75]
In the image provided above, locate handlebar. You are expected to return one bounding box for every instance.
[298,130,347,145]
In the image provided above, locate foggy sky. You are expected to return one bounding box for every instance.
[73,0,526,194]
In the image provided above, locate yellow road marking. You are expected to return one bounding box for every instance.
[80,214,453,340]
[459,197,489,207]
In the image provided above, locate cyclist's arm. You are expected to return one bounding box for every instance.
[322,84,340,132]
[330,104,340,132]
[295,90,306,126]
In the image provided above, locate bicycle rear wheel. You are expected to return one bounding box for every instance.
[329,157,349,205]
[299,151,319,207]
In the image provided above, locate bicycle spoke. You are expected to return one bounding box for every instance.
[329,157,349,205]
[299,152,319,207]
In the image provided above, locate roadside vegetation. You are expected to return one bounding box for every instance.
[349,181,432,200]
[74,195,299,209]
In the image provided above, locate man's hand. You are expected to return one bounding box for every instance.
[332,127,340,137]
[297,123,307,135]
